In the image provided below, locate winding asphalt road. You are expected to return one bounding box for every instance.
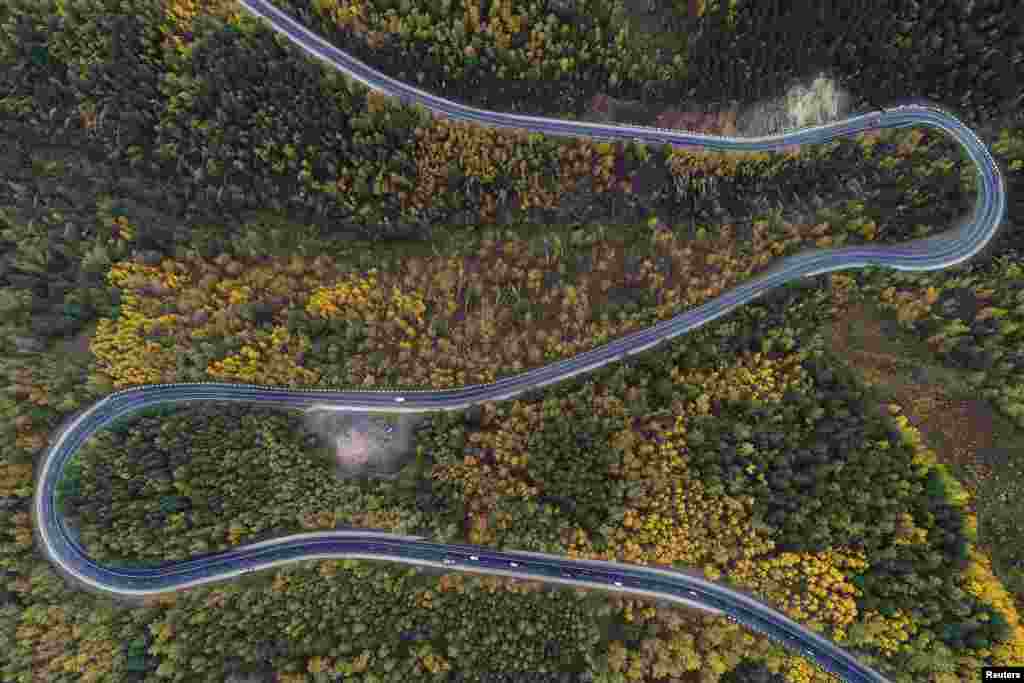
[31,2,1009,682]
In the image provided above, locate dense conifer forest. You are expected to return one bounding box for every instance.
[1,0,1023,681]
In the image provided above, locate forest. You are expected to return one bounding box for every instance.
[1,0,1024,681]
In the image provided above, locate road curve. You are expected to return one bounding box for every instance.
[32,3,1008,682]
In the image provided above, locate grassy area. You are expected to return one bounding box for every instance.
[826,295,1024,607]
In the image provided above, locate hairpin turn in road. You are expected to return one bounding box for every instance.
[32,3,1008,682]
